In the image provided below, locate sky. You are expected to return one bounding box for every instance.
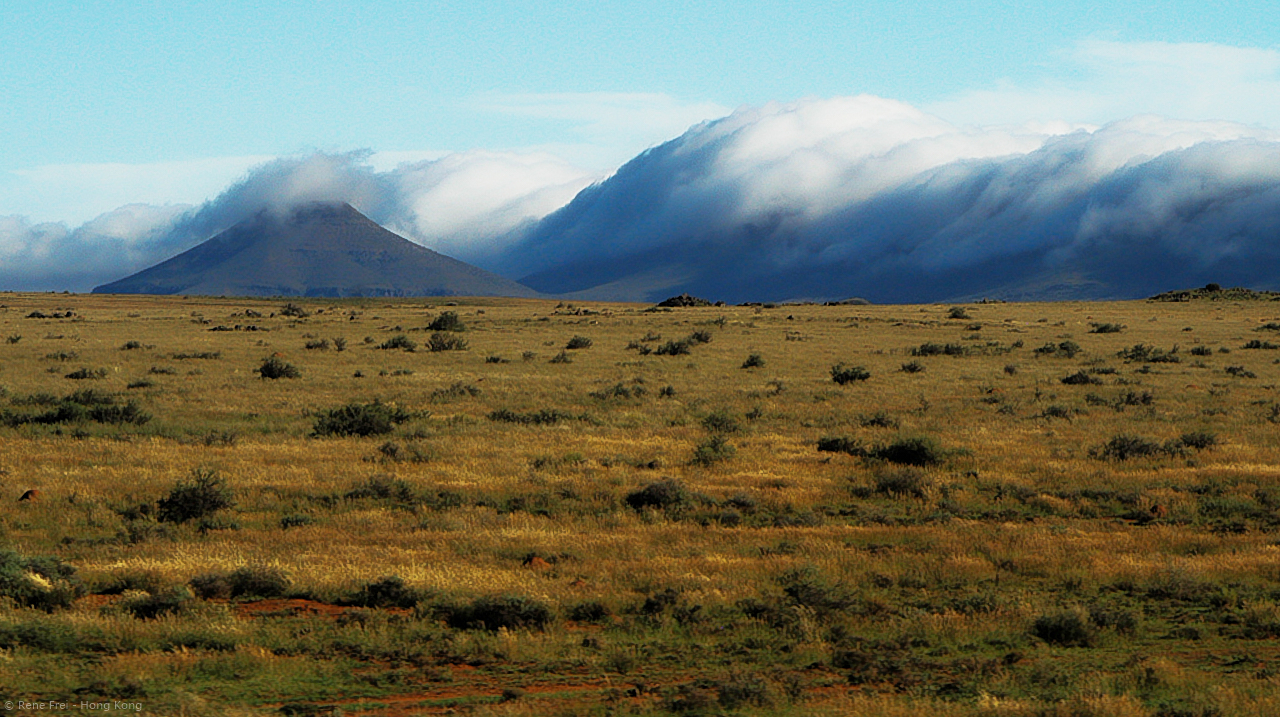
[2,1,1279,292]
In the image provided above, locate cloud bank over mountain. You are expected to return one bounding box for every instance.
[505,97,1280,302]
[1,151,597,291]
[5,91,1280,301]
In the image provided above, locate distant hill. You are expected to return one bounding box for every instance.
[93,202,539,298]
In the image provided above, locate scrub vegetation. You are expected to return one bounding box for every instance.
[2,293,1280,715]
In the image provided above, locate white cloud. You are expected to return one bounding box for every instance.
[928,40,1280,129]
[473,91,732,168]
[0,155,274,226]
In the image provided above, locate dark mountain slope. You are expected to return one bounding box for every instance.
[93,202,539,298]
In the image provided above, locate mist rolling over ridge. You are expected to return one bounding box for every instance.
[7,96,1280,302]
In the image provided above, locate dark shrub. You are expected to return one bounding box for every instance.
[156,469,234,524]
[626,479,689,511]
[900,360,925,373]
[304,338,329,350]
[655,339,691,356]
[1243,339,1280,350]
[1118,344,1180,363]
[226,565,291,599]
[858,411,899,429]
[0,550,81,611]
[568,600,612,623]
[701,410,741,434]
[279,514,315,529]
[1061,371,1102,385]
[875,468,933,499]
[688,330,712,345]
[741,353,765,369]
[1034,341,1081,359]
[378,334,417,351]
[280,303,309,318]
[1089,322,1125,334]
[816,436,866,456]
[121,340,143,350]
[443,595,552,631]
[565,335,593,349]
[830,363,870,384]
[947,307,971,320]
[1176,431,1218,451]
[1032,608,1096,647]
[87,402,151,425]
[1226,365,1256,378]
[430,382,482,402]
[873,436,945,466]
[1190,345,1213,356]
[692,435,736,466]
[427,332,468,351]
[548,350,572,363]
[1089,435,1165,460]
[189,573,233,600]
[427,311,465,332]
[345,475,416,502]
[312,401,410,437]
[488,408,585,425]
[122,586,192,619]
[257,356,301,379]
[65,367,107,380]
[343,575,422,608]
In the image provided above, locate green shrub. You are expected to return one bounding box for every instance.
[1089,322,1125,334]
[1032,607,1096,646]
[224,565,291,599]
[875,468,933,499]
[830,363,870,384]
[156,468,235,524]
[257,356,301,379]
[1117,344,1180,363]
[122,586,193,619]
[428,311,465,332]
[1034,341,1082,359]
[280,303,309,318]
[873,436,945,466]
[900,360,925,373]
[1177,431,1218,451]
[378,334,417,351]
[342,575,422,608]
[626,479,689,511]
[1089,435,1166,460]
[701,410,741,434]
[655,340,691,356]
[345,475,416,502]
[0,550,81,611]
[565,335,593,349]
[303,338,329,350]
[312,401,410,437]
[487,408,586,425]
[121,340,143,350]
[947,307,971,320]
[567,600,612,623]
[1061,370,1102,385]
[427,332,468,351]
[692,435,736,466]
[741,353,765,369]
[441,595,552,631]
[65,367,107,380]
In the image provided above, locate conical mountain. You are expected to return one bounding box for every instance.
[93,202,539,298]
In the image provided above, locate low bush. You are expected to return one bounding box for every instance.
[830,363,871,384]
[626,479,689,511]
[65,367,107,380]
[875,467,933,499]
[487,408,587,425]
[1034,341,1082,359]
[1089,322,1125,334]
[427,332,468,351]
[692,435,736,466]
[190,565,291,601]
[701,409,741,434]
[0,550,81,611]
[741,353,765,369]
[1118,344,1180,363]
[257,356,301,379]
[565,335,593,349]
[378,334,417,351]
[900,360,925,373]
[440,595,552,631]
[312,401,411,437]
[1061,370,1102,385]
[156,468,235,524]
[427,311,465,332]
[342,575,423,608]
[1089,435,1166,461]
[1032,607,1096,647]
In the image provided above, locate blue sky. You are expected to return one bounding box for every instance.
[2,1,1279,226]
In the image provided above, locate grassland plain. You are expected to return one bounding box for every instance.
[3,292,1280,716]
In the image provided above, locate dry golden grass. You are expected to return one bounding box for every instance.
[4,292,1280,714]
